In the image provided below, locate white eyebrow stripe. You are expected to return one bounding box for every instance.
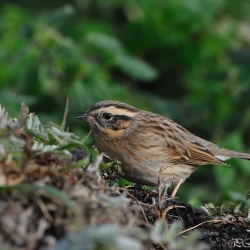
[97,107,137,117]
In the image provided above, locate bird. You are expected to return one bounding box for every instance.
[77,100,250,195]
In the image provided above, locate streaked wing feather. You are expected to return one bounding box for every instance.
[185,141,227,165]
[166,140,190,161]
[168,140,227,165]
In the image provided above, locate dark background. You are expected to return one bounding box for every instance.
[1,0,250,206]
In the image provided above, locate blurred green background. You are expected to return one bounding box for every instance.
[1,0,250,206]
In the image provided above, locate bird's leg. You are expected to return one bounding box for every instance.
[170,179,183,198]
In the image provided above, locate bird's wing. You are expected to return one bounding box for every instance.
[167,138,227,166]
[143,114,228,166]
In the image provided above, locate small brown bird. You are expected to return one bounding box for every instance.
[77,100,250,194]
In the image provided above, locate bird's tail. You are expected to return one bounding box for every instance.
[215,149,250,161]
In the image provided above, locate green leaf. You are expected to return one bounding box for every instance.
[115,53,158,81]
[26,113,42,131]
[85,32,122,53]
[17,103,29,128]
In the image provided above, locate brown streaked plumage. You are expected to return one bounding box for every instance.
[77,100,250,189]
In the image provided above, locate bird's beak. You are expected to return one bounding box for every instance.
[76,113,89,120]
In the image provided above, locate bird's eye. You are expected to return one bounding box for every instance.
[103,113,113,121]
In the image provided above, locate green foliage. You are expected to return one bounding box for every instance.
[0,104,26,161]
[0,244,11,250]
[149,220,209,250]
[202,201,250,215]
[56,224,143,250]
[25,114,83,155]
[247,189,250,200]
[0,103,89,166]
[0,3,156,125]
[56,221,209,250]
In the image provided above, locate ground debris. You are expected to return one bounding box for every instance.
[0,153,249,250]
[126,186,250,249]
